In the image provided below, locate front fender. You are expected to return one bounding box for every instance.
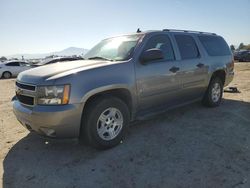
[80,84,138,120]
[80,84,134,103]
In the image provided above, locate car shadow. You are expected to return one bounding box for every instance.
[3,99,250,188]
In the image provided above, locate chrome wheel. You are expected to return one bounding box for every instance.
[211,82,221,103]
[97,107,123,141]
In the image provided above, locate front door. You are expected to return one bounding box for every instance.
[136,34,182,114]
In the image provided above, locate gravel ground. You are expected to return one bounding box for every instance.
[1,63,250,188]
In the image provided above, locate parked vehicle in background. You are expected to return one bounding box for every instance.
[33,56,84,67]
[238,51,250,62]
[13,29,234,149]
[234,50,249,61]
[0,56,8,62]
[0,60,31,79]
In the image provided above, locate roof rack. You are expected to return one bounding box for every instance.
[163,29,216,35]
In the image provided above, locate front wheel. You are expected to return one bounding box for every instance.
[202,77,223,107]
[81,97,130,149]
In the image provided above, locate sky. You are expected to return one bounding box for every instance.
[0,0,250,56]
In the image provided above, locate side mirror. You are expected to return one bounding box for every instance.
[141,48,164,64]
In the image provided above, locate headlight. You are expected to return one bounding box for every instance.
[37,85,70,105]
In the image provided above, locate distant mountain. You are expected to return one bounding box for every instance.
[53,47,88,57]
[7,47,88,59]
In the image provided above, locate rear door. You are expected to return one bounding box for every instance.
[173,34,208,102]
[136,34,182,113]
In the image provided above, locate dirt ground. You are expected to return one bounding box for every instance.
[1,63,250,188]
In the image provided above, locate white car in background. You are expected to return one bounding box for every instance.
[0,61,31,79]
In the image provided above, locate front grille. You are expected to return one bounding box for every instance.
[16,81,36,106]
[16,94,34,105]
[16,82,36,91]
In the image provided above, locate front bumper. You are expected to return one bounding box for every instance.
[13,100,84,138]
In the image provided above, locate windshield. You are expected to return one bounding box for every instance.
[84,34,142,61]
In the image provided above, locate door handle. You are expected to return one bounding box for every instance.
[169,66,180,73]
[196,63,204,68]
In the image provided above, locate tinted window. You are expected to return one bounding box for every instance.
[6,62,20,66]
[198,35,231,56]
[144,35,175,61]
[175,35,200,60]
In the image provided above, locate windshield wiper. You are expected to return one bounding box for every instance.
[88,56,113,61]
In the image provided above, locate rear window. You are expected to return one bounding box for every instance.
[198,35,231,56]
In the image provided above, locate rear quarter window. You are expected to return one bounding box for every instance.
[198,35,231,56]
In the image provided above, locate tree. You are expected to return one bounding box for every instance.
[230,45,235,52]
[238,43,245,50]
[244,44,250,50]
[0,56,7,61]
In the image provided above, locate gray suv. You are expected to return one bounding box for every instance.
[13,29,234,149]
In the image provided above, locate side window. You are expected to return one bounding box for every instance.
[6,62,20,66]
[198,35,231,56]
[143,35,175,61]
[175,35,200,60]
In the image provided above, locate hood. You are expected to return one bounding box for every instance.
[17,60,115,84]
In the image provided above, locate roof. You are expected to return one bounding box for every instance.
[162,29,216,35]
[142,29,216,36]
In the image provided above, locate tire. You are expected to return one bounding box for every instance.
[81,96,130,149]
[202,77,223,107]
[2,71,12,79]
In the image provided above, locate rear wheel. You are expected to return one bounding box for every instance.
[81,96,130,149]
[202,77,223,107]
[2,71,12,79]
